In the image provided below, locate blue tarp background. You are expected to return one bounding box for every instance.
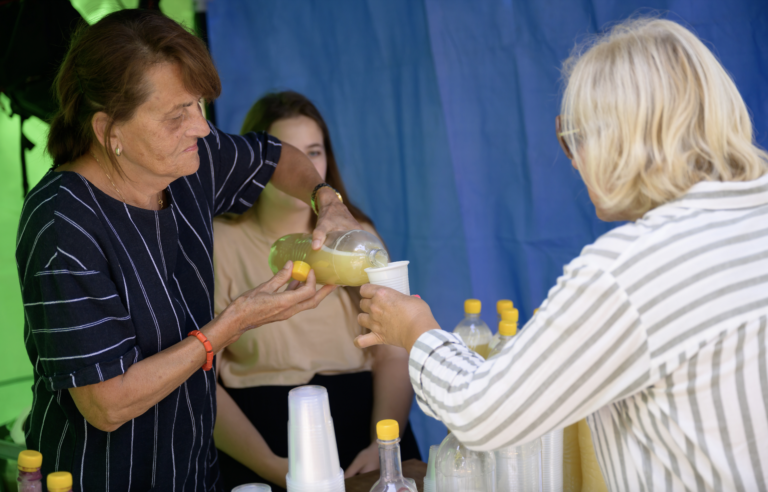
[207,0,768,458]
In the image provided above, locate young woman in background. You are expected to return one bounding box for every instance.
[212,91,420,491]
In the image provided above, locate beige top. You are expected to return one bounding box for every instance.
[213,210,374,388]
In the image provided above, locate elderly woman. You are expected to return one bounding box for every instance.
[17,10,358,491]
[357,18,768,491]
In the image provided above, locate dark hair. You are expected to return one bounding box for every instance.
[240,91,373,226]
[47,10,221,172]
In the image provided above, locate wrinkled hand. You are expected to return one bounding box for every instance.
[344,442,380,478]
[311,187,361,249]
[222,261,336,345]
[355,284,441,352]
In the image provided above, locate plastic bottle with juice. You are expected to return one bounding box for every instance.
[17,450,42,492]
[489,307,517,351]
[369,420,417,492]
[488,310,518,359]
[269,230,388,286]
[46,472,72,492]
[453,299,493,359]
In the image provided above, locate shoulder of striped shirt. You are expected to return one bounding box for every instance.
[19,173,105,270]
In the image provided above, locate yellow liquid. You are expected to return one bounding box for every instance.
[269,234,385,286]
[468,343,491,360]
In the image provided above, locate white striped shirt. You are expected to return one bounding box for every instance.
[410,174,768,491]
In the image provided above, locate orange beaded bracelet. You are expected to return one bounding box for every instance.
[188,330,214,371]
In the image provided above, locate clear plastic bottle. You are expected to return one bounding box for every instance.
[453,299,493,359]
[496,300,513,321]
[46,472,72,492]
[495,438,542,492]
[269,230,389,286]
[488,312,518,360]
[489,308,517,352]
[436,431,495,492]
[369,420,417,492]
[17,450,42,492]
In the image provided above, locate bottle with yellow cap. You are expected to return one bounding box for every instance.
[17,450,43,492]
[47,472,72,492]
[496,299,513,321]
[489,307,517,352]
[268,230,388,286]
[369,419,417,492]
[488,309,519,359]
[453,299,493,359]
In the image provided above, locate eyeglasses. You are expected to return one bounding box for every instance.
[555,115,578,160]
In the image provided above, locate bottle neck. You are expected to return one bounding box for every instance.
[378,438,404,481]
[465,312,480,320]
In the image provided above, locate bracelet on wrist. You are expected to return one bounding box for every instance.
[188,330,214,371]
[310,183,343,215]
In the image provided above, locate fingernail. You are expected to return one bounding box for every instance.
[312,240,320,248]
[284,262,292,270]
[412,294,421,299]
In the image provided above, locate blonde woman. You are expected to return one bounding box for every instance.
[355,18,768,491]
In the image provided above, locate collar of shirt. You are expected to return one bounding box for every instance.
[661,173,768,211]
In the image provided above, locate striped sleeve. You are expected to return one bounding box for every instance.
[21,215,141,392]
[201,123,281,217]
[409,262,651,451]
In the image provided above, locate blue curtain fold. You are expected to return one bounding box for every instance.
[207,0,768,458]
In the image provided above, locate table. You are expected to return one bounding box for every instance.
[344,459,427,492]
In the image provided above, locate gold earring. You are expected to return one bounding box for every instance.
[115,147,122,156]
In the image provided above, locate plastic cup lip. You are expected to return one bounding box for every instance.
[365,260,410,277]
[232,485,272,491]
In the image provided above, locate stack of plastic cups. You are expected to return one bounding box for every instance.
[232,485,272,492]
[285,386,345,492]
[422,445,438,492]
[541,428,564,492]
[365,261,410,295]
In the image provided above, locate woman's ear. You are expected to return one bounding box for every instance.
[91,112,110,147]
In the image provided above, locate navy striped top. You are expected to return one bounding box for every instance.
[17,123,280,492]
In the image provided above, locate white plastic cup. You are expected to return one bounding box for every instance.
[232,485,272,492]
[286,386,345,492]
[365,261,410,295]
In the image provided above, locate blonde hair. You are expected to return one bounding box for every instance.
[561,18,768,219]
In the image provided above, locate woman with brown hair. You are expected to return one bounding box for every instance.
[17,12,358,492]
[212,91,420,491]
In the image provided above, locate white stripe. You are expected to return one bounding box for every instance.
[60,185,97,216]
[22,219,55,287]
[34,269,98,276]
[80,418,87,492]
[56,420,69,471]
[54,211,106,259]
[17,193,58,248]
[44,251,58,268]
[20,173,62,218]
[57,247,87,269]
[40,336,135,361]
[24,294,118,307]
[32,314,131,334]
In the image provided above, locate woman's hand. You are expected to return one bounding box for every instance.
[311,187,361,249]
[355,284,442,352]
[218,261,336,348]
[344,441,380,477]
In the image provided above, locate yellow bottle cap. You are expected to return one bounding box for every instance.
[500,308,518,322]
[17,450,42,472]
[47,471,72,492]
[464,299,481,314]
[499,320,517,337]
[376,419,399,441]
[496,300,513,313]
[291,261,311,282]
